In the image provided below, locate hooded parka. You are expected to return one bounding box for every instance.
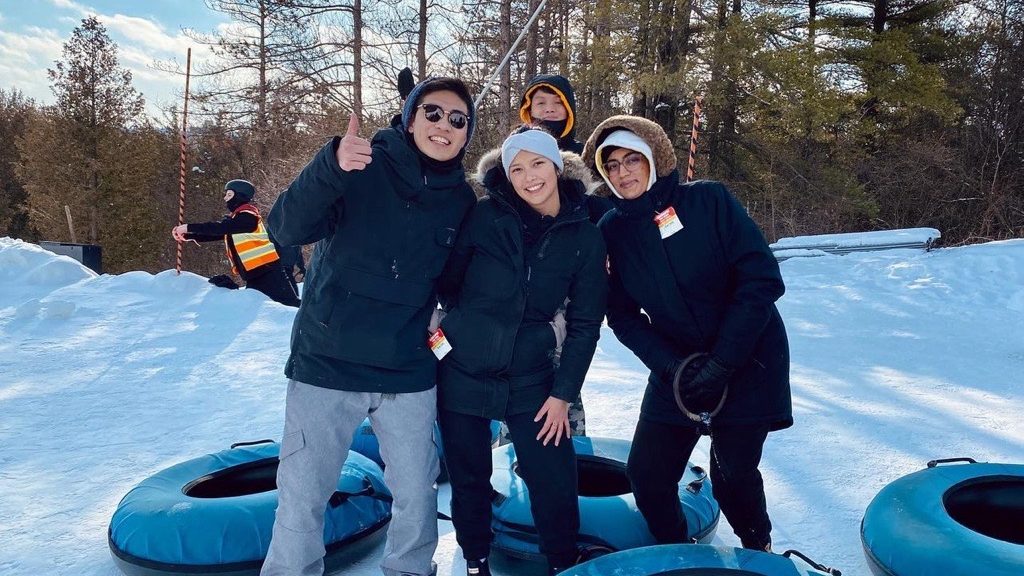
[436,150,607,420]
[582,115,792,431]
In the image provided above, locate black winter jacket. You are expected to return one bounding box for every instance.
[267,127,476,392]
[436,151,607,420]
[600,171,792,430]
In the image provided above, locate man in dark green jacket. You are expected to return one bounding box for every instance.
[260,78,477,576]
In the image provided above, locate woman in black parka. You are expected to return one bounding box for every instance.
[516,74,614,438]
[436,127,607,576]
[581,115,792,552]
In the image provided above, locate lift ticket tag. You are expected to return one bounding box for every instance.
[654,206,683,239]
[429,328,452,360]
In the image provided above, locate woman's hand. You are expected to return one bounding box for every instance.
[171,224,188,241]
[534,396,571,446]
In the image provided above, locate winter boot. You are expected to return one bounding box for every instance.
[466,558,491,576]
[740,533,772,552]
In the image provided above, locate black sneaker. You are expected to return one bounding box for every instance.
[466,558,491,576]
[576,544,615,564]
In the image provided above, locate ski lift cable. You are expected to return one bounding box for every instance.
[474,0,551,109]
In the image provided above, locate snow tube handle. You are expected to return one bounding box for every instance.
[686,465,708,493]
[329,478,393,508]
[671,353,728,425]
[782,549,842,576]
[230,439,275,449]
[926,457,977,468]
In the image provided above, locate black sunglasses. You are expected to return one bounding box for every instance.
[418,103,470,130]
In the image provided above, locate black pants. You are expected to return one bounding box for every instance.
[626,418,772,549]
[246,267,300,307]
[439,408,579,568]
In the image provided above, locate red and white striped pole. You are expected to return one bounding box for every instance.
[175,48,192,275]
[686,95,703,183]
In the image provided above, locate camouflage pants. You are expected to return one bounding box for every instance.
[568,393,586,436]
[496,393,586,446]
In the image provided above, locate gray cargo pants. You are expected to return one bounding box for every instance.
[260,380,440,576]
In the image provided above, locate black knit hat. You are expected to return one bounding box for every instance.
[224,179,256,202]
[401,77,476,146]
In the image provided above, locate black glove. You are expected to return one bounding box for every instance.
[208,274,239,290]
[677,354,733,414]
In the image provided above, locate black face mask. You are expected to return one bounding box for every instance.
[226,195,249,212]
[540,119,569,139]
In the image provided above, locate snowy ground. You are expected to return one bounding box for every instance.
[1,236,1022,576]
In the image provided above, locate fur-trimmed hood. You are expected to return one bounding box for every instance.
[471,147,597,198]
[581,115,678,197]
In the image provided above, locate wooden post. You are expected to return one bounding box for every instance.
[64,205,77,244]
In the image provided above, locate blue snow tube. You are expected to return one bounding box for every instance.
[560,544,840,575]
[108,441,391,576]
[861,457,1024,576]
[491,436,720,560]
[351,417,501,473]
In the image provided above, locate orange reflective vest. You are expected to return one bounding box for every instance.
[225,204,279,275]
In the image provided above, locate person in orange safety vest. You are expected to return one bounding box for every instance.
[171,179,300,307]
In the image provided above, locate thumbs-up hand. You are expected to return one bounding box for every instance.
[336,113,373,172]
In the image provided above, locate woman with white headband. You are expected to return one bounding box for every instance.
[434,126,607,576]
[582,116,792,552]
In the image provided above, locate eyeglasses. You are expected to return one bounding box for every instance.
[418,103,470,130]
[602,152,646,175]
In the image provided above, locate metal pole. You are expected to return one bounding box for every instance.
[474,0,549,109]
[175,48,192,275]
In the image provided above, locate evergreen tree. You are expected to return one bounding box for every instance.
[0,89,38,240]
[19,16,156,272]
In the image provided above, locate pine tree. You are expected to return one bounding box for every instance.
[0,89,38,240]
[20,16,155,272]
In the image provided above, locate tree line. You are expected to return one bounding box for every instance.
[1,0,1020,275]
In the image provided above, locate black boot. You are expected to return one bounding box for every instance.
[466,558,491,576]
[740,533,772,552]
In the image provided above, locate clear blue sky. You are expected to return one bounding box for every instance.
[0,0,229,117]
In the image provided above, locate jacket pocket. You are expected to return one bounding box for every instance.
[508,322,557,376]
[298,267,433,368]
[440,308,506,374]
